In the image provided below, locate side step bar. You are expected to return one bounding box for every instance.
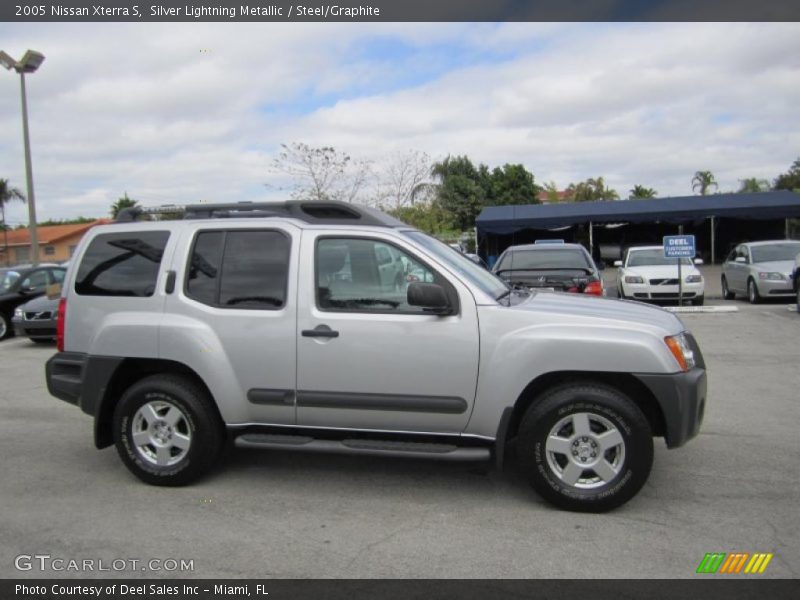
[235,433,491,462]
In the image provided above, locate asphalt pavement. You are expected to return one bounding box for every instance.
[1,297,798,579]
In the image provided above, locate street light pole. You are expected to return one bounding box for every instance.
[1,49,45,266]
[19,70,39,265]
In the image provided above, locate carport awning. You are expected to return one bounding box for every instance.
[476,191,800,235]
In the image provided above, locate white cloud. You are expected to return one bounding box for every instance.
[0,22,798,224]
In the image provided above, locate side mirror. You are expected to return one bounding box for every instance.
[596,261,606,270]
[613,260,623,267]
[735,256,746,263]
[19,286,36,295]
[694,258,704,265]
[407,282,451,315]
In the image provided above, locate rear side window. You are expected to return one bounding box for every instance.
[75,231,169,297]
[186,230,290,310]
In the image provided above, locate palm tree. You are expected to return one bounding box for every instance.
[691,171,718,196]
[110,193,138,219]
[629,185,657,199]
[0,179,26,266]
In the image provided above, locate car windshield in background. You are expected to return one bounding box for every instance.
[0,270,21,294]
[750,243,800,263]
[628,250,691,267]
[402,231,508,300]
[497,249,591,272]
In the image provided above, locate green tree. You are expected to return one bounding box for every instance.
[737,178,770,193]
[773,158,800,192]
[566,177,619,202]
[691,170,718,195]
[0,179,26,266]
[110,193,138,219]
[430,155,487,231]
[487,164,541,206]
[388,202,458,237]
[629,185,657,199]
[38,217,97,226]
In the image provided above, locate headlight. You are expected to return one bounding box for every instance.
[14,307,24,318]
[624,275,644,284]
[664,332,696,372]
[685,274,703,283]
[758,272,784,281]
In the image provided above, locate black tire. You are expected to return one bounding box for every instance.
[721,276,734,300]
[0,313,12,340]
[692,295,705,306]
[747,278,761,304]
[517,382,653,512]
[113,374,223,486]
[796,285,800,314]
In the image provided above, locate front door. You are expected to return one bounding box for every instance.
[295,232,480,434]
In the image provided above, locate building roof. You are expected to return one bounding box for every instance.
[1,220,110,248]
[476,191,800,235]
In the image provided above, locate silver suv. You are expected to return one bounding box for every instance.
[46,201,707,512]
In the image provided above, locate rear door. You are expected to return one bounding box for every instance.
[295,231,480,434]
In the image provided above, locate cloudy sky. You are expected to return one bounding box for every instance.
[0,22,798,224]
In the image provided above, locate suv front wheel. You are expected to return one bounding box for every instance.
[113,374,223,486]
[517,382,653,512]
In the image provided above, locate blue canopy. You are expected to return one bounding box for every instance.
[476,191,800,235]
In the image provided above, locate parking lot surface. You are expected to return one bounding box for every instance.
[1,298,798,579]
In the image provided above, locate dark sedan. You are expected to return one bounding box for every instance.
[0,264,66,340]
[492,242,605,296]
[12,294,59,343]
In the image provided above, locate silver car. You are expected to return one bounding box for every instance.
[721,240,800,303]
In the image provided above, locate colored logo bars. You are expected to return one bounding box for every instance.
[696,552,773,574]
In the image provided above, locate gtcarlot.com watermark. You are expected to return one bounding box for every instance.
[15,554,194,573]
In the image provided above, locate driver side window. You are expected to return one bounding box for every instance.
[316,238,437,313]
[20,270,48,291]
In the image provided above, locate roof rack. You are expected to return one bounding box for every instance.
[115,200,409,228]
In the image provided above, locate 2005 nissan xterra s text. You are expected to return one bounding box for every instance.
[46,201,706,512]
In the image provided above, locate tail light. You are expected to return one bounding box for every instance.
[584,280,604,296]
[56,297,67,352]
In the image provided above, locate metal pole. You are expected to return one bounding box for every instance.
[589,221,593,257]
[710,216,715,264]
[678,224,683,306]
[19,71,39,266]
[786,218,790,240]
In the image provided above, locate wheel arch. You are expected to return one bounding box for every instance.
[500,370,666,451]
[95,358,223,449]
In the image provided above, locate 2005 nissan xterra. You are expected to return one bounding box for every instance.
[46,201,706,512]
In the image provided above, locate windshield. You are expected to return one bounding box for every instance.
[627,250,692,267]
[496,249,592,272]
[0,270,21,293]
[750,243,800,263]
[401,231,508,300]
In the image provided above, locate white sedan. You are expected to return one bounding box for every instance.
[615,246,705,305]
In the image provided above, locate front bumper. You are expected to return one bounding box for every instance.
[623,281,705,301]
[635,367,707,448]
[13,315,57,340]
[755,278,794,296]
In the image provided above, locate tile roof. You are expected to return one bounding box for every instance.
[1,220,110,247]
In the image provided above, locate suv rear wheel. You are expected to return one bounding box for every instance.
[113,374,223,486]
[517,382,653,512]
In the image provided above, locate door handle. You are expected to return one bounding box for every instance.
[302,324,339,338]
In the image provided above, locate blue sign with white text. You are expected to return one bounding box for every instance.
[663,235,696,258]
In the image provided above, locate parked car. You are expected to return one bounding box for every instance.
[492,242,604,296]
[46,200,706,512]
[721,240,800,304]
[615,246,704,305]
[12,294,59,343]
[0,264,66,339]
